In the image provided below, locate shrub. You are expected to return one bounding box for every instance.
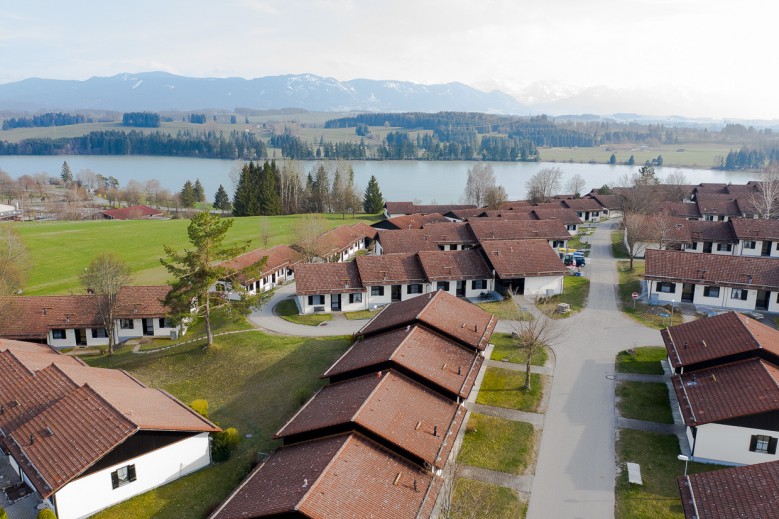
[191,399,209,419]
[212,427,241,462]
[295,388,311,406]
[37,510,57,519]
[0,507,8,519]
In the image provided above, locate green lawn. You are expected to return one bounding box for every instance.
[12,213,380,295]
[458,413,536,475]
[489,333,549,366]
[86,328,352,519]
[343,308,380,320]
[616,382,673,424]
[617,260,683,329]
[615,429,724,519]
[476,368,544,413]
[611,230,630,259]
[275,298,332,326]
[568,230,594,252]
[137,306,256,351]
[616,346,667,375]
[538,143,731,169]
[476,298,533,321]
[538,275,590,318]
[451,478,527,519]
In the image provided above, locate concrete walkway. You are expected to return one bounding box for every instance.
[527,221,660,519]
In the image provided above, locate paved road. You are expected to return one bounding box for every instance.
[526,221,660,519]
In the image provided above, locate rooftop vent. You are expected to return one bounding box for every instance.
[393,473,402,486]
[687,374,697,386]
[44,427,54,437]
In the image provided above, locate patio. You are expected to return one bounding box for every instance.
[0,452,42,519]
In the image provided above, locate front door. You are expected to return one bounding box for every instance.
[456,280,466,297]
[74,329,87,346]
[142,318,154,336]
[757,290,770,310]
[391,285,402,302]
[331,294,341,311]
[762,241,772,256]
[682,283,695,303]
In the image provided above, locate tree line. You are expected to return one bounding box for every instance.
[719,146,779,170]
[122,112,160,128]
[0,129,267,159]
[2,112,89,130]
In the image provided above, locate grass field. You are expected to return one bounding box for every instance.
[452,479,527,519]
[10,212,379,295]
[617,260,683,329]
[85,326,351,519]
[476,368,544,413]
[489,333,549,366]
[275,298,332,325]
[616,381,673,424]
[539,275,590,317]
[538,143,733,169]
[616,346,667,375]
[458,413,536,475]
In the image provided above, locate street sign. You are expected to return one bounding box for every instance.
[631,292,639,299]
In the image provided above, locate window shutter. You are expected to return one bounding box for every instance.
[111,471,119,489]
[128,464,137,482]
[749,435,758,452]
[769,437,778,455]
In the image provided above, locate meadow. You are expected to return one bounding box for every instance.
[12,213,379,295]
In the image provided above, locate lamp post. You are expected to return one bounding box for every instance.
[677,454,690,476]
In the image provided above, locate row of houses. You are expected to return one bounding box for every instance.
[210,291,497,519]
[659,312,779,517]
[295,238,567,314]
[0,338,220,519]
[0,286,181,349]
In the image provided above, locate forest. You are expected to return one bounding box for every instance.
[2,112,89,130]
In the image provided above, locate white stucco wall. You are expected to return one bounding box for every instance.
[52,433,211,519]
[115,318,179,341]
[649,281,758,311]
[48,328,110,349]
[524,275,564,296]
[692,423,779,466]
[296,292,369,314]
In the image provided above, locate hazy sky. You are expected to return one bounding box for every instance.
[1,0,777,119]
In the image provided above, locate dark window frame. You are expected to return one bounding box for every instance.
[119,319,135,330]
[407,284,423,294]
[656,282,676,294]
[749,434,777,454]
[111,464,137,489]
[472,279,487,290]
[703,286,720,298]
[349,293,362,304]
[51,329,67,340]
[436,281,450,291]
[370,286,385,296]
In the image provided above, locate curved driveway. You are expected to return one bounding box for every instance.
[526,222,659,519]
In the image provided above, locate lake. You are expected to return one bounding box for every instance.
[0,155,758,204]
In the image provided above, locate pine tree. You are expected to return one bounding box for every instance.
[363,175,384,214]
[193,179,206,203]
[627,155,635,166]
[180,180,196,208]
[60,161,73,187]
[331,168,347,218]
[609,153,617,165]
[313,165,330,212]
[303,173,315,213]
[258,161,281,215]
[214,184,231,213]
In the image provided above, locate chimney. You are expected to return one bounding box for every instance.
[29,433,35,445]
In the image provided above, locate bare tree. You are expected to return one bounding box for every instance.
[79,253,131,355]
[566,173,586,198]
[463,163,497,207]
[664,170,690,202]
[526,167,562,204]
[259,216,272,248]
[292,214,327,262]
[623,211,654,269]
[484,185,508,209]
[279,160,304,214]
[508,295,563,390]
[650,209,678,250]
[123,180,144,206]
[748,163,779,219]
[144,179,163,208]
[0,226,29,297]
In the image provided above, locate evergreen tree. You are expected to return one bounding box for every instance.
[232,164,254,216]
[258,161,281,215]
[60,161,73,186]
[609,153,617,165]
[313,165,330,212]
[180,180,196,208]
[214,184,231,213]
[627,155,635,166]
[303,173,315,213]
[363,175,384,213]
[346,167,361,217]
[331,167,348,218]
[193,179,206,203]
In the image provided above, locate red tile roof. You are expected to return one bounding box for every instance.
[301,224,373,260]
[421,222,478,244]
[276,370,465,468]
[383,212,450,230]
[686,220,737,243]
[696,195,741,217]
[678,461,779,518]
[354,254,426,285]
[662,312,779,369]
[561,198,605,212]
[479,210,537,220]
[210,433,442,519]
[295,262,364,295]
[219,244,301,284]
[498,200,533,210]
[585,193,620,210]
[730,217,779,241]
[114,285,171,319]
[384,202,476,216]
[672,358,779,426]
[468,219,571,242]
[645,249,779,290]
[661,202,702,219]
[531,207,582,225]
[323,325,483,399]
[482,239,567,278]
[417,249,492,281]
[101,205,164,220]
[358,291,496,351]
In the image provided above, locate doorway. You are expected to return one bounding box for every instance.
[682,283,695,303]
[391,285,402,302]
[456,280,466,297]
[757,290,770,310]
[331,294,341,311]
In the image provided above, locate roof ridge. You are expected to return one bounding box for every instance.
[736,312,769,351]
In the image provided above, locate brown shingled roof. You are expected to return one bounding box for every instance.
[686,220,737,243]
[210,433,442,519]
[323,325,483,399]
[114,285,172,319]
[531,207,582,225]
[482,239,567,278]
[385,202,476,216]
[295,262,364,295]
[561,198,605,212]
[468,219,570,242]
[417,249,492,281]
[677,461,779,519]
[219,244,301,284]
[672,358,779,426]
[645,249,779,290]
[358,291,496,351]
[730,217,779,241]
[377,229,450,254]
[382,212,450,230]
[661,202,701,219]
[355,254,426,285]
[101,205,164,220]
[696,195,742,217]
[662,311,779,370]
[276,370,465,468]
[421,222,478,244]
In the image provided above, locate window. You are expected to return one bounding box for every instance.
[91,328,108,339]
[407,284,423,294]
[307,295,325,306]
[552,240,565,248]
[158,318,173,329]
[656,282,675,294]
[120,319,135,330]
[703,215,714,221]
[111,464,136,489]
[371,286,384,296]
[731,288,749,301]
[749,435,777,454]
[744,240,757,249]
[689,242,698,250]
[436,281,450,291]
[349,293,362,303]
[51,329,66,340]
[472,279,487,290]
[703,286,720,298]
[716,243,732,252]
